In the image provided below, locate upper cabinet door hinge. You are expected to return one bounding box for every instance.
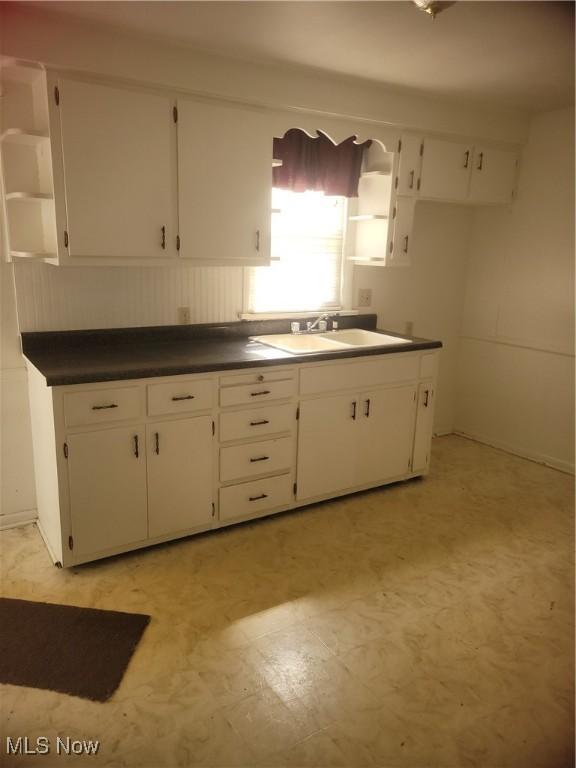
[397,139,402,153]
[63,442,68,459]
[54,86,60,106]
[173,105,178,123]
[176,235,181,251]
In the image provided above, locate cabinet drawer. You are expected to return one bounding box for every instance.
[220,379,295,407]
[220,437,293,482]
[219,474,293,522]
[64,386,141,427]
[147,379,213,416]
[300,354,419,395]
[220,368,296,387]
[220,404,295,442]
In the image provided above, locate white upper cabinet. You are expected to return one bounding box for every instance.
[177,98,272,264]
[396,134,422,197]
[57,78,178,259]
[418,138,472,201]
[468,146,517,204]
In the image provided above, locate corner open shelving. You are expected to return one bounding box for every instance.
[1,58,59,263]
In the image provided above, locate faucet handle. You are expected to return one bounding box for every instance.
[290,321,300,334]
[318,319,328,332]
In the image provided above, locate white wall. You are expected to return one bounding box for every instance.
[455,108,575,472]
[0,219,37,524]
[353,203,474,436]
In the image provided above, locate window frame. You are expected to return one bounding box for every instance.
[242,188,354,317]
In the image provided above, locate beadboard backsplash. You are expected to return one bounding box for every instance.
[13,262,244,331]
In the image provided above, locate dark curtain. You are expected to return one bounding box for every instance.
[272,129,371,198]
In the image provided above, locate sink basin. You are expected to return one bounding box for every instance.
[320,329,413,347]
[251,328,412,354]
[250,333,349,354]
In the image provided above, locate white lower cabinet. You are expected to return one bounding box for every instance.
[67,426,148,558]
[356,385,417,486]
[297,383,419,502]
[297,394,358,500]
[28,349,438,566]
[147,416,214,538]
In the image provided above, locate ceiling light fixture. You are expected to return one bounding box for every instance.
[412,0,455,19]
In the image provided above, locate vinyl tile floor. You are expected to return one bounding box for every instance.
[0,435,573,768]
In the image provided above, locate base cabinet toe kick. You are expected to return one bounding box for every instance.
[27,349,439,566]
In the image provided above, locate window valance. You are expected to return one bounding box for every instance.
[272,129,371,198]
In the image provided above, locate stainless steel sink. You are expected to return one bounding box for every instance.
[251,328,413,354]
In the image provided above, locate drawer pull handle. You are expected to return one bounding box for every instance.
[423,389,430,407]
[250,456,269,463]
[133,434,139,458]
[250,390,271,397]
[249,493,268,502]
[92,403,119,410]
[155,432,160,455]
[172,394,195,401]
[250,419,270,426]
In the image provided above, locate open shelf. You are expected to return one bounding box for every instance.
[5,191,54,201]
[9,250,57,260]
[349,214,388,221]
[272,158,283,168]
[1,129,50,145]
[361,170,390,177]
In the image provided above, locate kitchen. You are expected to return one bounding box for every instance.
[0,2,574,766]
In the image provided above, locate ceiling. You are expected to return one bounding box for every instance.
[20,1,575,112]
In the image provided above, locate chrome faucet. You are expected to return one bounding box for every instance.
[306,313,331,333]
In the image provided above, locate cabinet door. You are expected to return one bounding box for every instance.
[357,385,417,486]
[296,394,359,501]
[419,138,472,201]
[391,197,415,266]
[177,98,272,264]
[469,147,517,204]
[67,426,147,558]
[412,382,435,473]
[396,135,422,197]
[147,416,213,538]
[58,79,177,259]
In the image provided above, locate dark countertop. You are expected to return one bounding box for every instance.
[21,315,442,387]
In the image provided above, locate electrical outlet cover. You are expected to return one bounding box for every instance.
[358,288,372,307]
[177,306,191,324]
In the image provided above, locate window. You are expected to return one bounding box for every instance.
[245,188,347,314]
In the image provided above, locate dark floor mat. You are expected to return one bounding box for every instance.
[0,597,150,701]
